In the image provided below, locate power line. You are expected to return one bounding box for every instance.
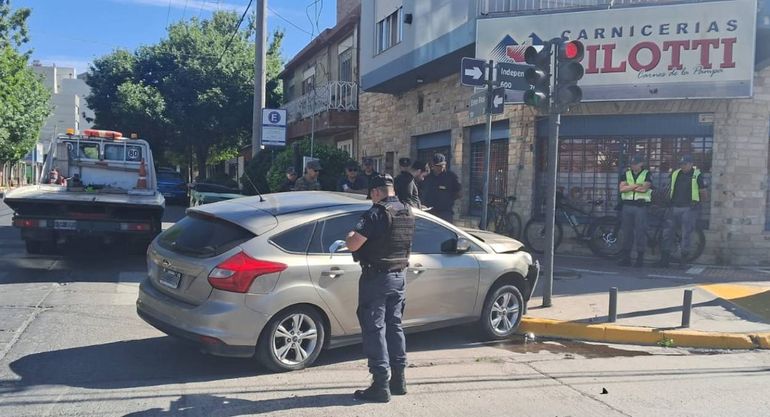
[213,0,254,68]
[268,6,312,36]
[166,0,173,27]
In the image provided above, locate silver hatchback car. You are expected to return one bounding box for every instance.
[136,192,539,372]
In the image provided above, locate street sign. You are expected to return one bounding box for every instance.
[461,57,486,87]
[491,87,505,114]
[496,62,530,92]
[261,108,287,147]
[469,90,487,119]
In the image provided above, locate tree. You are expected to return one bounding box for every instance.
[86,12,284,179]
[0,1,49,164]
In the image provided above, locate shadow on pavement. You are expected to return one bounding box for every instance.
[122,393,358,417]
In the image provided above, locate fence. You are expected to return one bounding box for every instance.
[285,81,359,123]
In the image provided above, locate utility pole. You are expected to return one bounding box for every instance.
[251,0,267,157]
[481,60,494,231]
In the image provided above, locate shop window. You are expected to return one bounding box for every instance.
[385,151,395,175]
[376,7,403,54]
[535,136,713,227]
[470,140,509,214]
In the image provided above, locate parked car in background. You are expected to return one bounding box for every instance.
[156,169,188,205]
[189,182,244,206]
[136,192,539,372]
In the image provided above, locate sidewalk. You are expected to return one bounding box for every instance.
[521,255,770,350]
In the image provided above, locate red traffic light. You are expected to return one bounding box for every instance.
[559,40,584,61]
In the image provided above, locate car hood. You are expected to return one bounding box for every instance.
[461,228,525,253]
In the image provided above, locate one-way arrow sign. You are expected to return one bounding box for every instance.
[461,57,486,87]
[491,87,505,114]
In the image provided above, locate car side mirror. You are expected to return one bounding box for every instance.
[441,237,471,254]
[329,240,348,258]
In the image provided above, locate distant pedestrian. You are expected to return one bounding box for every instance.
[618,155,652,267]
[361,158,380,186]
[657,155,707,267]
[421,153,460,224]
[278,166,298,192]
[394,157,418,207]
[293,160,322,191]
[337,161,368,194]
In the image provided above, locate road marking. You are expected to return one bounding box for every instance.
[564,268,618,275]
[700,283,770,300]
[687,266,706,275]
[645,274,693,281]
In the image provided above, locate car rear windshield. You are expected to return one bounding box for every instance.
[158,172,183,181]
[158,213,255,258]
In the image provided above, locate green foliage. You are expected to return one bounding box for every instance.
[242,150,272,195]
[657,337,675,348]
[0,1,50,164]
[263,139,354,192]
[85,12,284,177]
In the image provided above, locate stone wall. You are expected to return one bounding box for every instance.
[359,66,770,265]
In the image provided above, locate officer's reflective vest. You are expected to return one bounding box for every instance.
[670,168,702,202]
[621,169,651,202]
[355,201,416,270]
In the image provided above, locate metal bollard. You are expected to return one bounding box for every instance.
[682,289,693,328]
[608,287,618,323]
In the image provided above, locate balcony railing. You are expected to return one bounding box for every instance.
[285,81,359,123]
[477,0,710,15]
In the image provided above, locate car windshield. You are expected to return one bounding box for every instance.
[158,213,255,258]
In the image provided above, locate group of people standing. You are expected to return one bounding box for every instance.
[618,154,707,268]
[277,153,462,224]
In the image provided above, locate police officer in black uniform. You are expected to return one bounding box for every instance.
[394,157,421,207]
[345,174,415,403]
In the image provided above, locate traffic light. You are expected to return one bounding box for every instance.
[555,40,585,109]
[523,42,552,111]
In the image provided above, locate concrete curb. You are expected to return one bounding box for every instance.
[519,317,770,350]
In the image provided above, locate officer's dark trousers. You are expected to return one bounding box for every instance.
[620,204,648,253]
[662,206,698,255]
[357,268,407,377]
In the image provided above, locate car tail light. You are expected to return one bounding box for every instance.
[120,223,151,231]
[208,251,287,293]
[13,219,45,228]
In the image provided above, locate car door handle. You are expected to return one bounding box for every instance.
[321,267,345,278]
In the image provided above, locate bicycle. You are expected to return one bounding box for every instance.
[476,194,523,239]
[641,205,706,263]
[523,192,623,258]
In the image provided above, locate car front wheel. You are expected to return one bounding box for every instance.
[480,284,524,340]
[257,306,326,372]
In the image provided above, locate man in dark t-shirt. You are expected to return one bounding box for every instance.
[421,153,460,223]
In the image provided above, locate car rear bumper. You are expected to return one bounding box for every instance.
[136,278,267,358]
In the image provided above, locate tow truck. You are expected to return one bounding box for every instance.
[2,129,165,254]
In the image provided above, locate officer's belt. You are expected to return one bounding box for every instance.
[360,263,405,273]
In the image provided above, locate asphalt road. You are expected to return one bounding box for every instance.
[1,200,769,417]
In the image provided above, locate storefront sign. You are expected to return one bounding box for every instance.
[476,0,757,101]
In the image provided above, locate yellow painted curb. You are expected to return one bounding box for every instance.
[520,317,769,350]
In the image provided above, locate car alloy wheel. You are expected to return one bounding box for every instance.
[271,313,318,366]
[490,292,520,336]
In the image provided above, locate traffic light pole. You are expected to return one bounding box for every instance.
[542,51,560,308]
[480,60,494,232]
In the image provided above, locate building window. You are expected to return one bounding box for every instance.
[337,139,353,157]
[338,48,353,82]
[376,7,403,54]
[470,140,509,213]
[302,75,315,95]
[385,151,395,175]
[417,94,424,113]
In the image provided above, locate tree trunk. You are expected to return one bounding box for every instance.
[195,145,208,181]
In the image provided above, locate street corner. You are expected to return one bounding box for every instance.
[699,283,770,323]
[518,316,769,351]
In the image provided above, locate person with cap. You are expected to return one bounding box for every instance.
[345,173,415,403]
[361,158,380,186]
[658,154,708,267]
[337,161,368,195]
[618,154,653,267]
[278,166,298,192]
[394,157,421,207]
[293,160,322,191]
[421,153,461,224]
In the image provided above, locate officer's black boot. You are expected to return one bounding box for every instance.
[634,252,644,268]
[618,251,631,267]
[354,373,391,403]
[390,367,407,396]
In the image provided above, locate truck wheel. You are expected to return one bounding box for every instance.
[25,240,42,255]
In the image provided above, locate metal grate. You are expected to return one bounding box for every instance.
[535,135,713,226]
[470,139,509,213]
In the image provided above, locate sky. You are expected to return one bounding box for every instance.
[15,0,337,75]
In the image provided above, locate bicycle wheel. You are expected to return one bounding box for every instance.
[673,228,706,262]
[504,212,523,239]
[587,216,624,258]
[523,218,563,254]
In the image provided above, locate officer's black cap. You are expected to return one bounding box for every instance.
[399,157,411,167]
[679,154,694,164]
[344,160,359,170]
[630,154,645,165]
[432,153,447,166]
[411,160,427,171]
[368,174,394,189]
[285,166,296,175]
